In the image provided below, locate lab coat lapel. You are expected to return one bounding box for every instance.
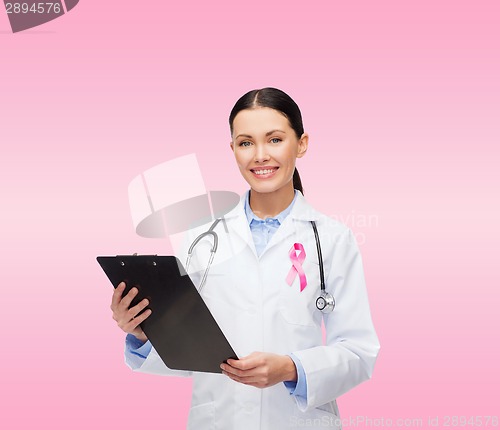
[222,191,321,260]
[222,194,258,259]
[259,192,320,258]
[260,215,296,258]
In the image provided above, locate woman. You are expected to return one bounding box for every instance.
[111,87,380,429]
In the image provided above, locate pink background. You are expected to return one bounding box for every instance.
[1,1,499,428]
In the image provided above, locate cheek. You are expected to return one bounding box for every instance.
[272,144,296,163]
[234,151,251,169]
[276,153,296,170]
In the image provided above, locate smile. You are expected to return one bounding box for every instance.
[250,166,279,179]
[252,168,277,175]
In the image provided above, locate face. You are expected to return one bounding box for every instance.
[230,107,308,195]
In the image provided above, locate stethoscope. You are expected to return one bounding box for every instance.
[186,219,335,313]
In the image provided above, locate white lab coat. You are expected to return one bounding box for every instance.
[126,192,380,430]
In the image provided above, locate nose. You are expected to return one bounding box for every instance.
[254,143,270,163]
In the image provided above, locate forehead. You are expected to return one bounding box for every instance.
[232,107,291,136]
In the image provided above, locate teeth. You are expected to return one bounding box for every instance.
[253,169,275,175]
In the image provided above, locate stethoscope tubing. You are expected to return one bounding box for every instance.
[310,220,326,292]
[186,218,221,292]
[186,218,335,312]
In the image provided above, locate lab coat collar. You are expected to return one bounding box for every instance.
[289,191,322,222]
[221,190,322,259]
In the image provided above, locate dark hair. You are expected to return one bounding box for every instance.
[229,87,305,195]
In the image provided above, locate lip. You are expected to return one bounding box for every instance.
[250,166,279,179]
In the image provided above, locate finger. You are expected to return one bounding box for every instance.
[127,298,150,320]
[119,308,152,333]
[110,282,126,310]
[226,355,260,371]
[222,370,261,385]
[221,362,256,378]
[129,308,152,329]
[221,365,243,378]
[119,286,139,310]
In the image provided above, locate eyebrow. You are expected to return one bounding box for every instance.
[235,129,286,139]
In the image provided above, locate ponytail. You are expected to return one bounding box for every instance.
[293,168,304,195]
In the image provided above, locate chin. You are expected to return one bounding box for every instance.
[249,182,283,195]
[243,172,290,195]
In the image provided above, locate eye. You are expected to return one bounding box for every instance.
[270,138,282,144]
[239,141,252,147]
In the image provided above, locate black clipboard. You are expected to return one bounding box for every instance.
[97,255,238,373]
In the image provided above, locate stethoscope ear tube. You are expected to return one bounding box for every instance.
[186,219,221,293]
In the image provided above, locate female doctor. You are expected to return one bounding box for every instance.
[110,87,380,429]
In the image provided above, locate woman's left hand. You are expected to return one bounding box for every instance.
[220,352,297,388]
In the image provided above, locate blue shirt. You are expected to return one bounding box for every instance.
[125,189,308,401]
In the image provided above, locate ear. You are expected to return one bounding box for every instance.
[230,141,234,152]
[297,133,309,159]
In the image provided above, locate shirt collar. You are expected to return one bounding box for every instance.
[244,189,298,226]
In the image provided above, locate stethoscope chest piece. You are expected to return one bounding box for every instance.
[188,218,337,314]
[316,291,335,313]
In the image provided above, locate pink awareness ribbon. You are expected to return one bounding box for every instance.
[286,243,307,292]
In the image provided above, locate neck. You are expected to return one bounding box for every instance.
[249,182,295,219]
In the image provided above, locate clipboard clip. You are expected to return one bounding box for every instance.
[116,254,159,266]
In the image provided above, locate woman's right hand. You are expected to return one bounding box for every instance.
[110,282,152,343]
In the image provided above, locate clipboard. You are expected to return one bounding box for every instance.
[97,254,238,373]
